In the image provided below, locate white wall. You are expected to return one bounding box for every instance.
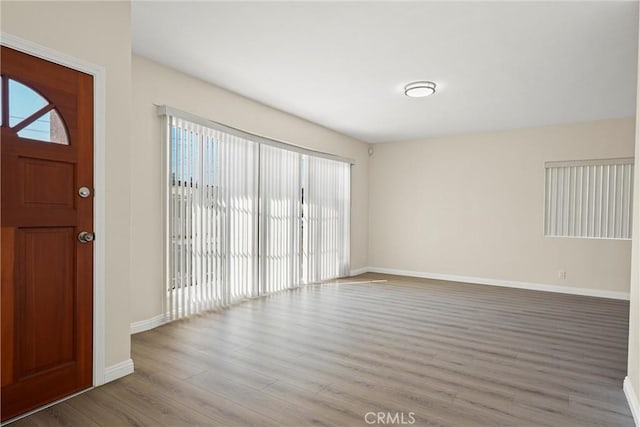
[130,55,370,324]
[369,118,635,295]
[1,2,132,367]
[625,8,640,421]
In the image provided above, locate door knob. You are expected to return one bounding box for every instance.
[78,186,91,198]
[78,231,95,243]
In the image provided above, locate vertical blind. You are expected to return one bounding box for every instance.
[304,156,351,282]
[168,117,259,319]
[544,158,634,239]
[259,145,303,294]
[163,108,352,320]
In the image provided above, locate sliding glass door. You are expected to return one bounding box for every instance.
[259,145,303,294]
[303,156,351,283]
[163,109,351,320]
[168,117,259,319]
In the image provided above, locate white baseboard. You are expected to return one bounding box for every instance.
[103,358,134,384]
[625,376,640,426]
[365,267,630,300]
[349,266,370,276]
[130,313,168,335]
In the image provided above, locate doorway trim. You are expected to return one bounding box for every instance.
[1,32,107,386]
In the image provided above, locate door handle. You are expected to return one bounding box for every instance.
[78,231,95,243]
[78,186,91,198]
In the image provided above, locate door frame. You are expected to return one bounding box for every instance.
[1,33,107,387]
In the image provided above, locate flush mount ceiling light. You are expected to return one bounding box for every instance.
[404,81,436,98]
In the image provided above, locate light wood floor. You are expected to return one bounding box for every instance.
[12,274,633,426]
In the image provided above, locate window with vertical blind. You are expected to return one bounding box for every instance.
[160,106,351,320]
[168,117,260,318]
[259,144,303,294]
[544,158,634,240]
[303,156,351,283]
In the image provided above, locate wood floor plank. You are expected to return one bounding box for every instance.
[10,274,634,426]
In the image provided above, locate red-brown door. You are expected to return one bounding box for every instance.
[1,46,94,421]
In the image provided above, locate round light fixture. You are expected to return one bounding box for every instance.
[404,81,436,98]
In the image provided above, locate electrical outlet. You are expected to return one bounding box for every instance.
[558,270,567,280]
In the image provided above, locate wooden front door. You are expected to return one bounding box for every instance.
[1,46,94,421]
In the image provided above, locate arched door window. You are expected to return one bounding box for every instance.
[1,77,69,145]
